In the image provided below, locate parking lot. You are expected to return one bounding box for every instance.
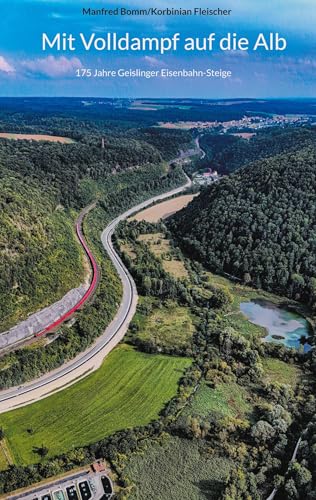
[7,469,113,500]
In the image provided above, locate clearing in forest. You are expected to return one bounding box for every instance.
[131,194,196,223]
[0,133,74,143]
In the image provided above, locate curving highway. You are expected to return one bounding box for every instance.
[0,174,192,414]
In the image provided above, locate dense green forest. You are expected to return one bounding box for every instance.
[196,127,316,174]
[0,136,161,207]
[0,168,83,331]
[171,146,316,306]
[0,114,192,331]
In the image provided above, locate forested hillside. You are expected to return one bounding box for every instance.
[0,117,192,331]
[0,167,84,331]
[198,127,316,174]
[0,137,161,207]
[170,146,316,305]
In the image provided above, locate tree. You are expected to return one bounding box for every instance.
[222,467,260,500]
[250,421,275,443]
[284,478,299,499]
[38,445,49,458]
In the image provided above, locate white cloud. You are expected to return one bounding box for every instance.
[276,56,316,76]
[50,12,64,19]
[0,56,15,73]
[21,56,82,78]
[143,55,165,67]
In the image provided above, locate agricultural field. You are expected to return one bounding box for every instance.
[129,100,193,111]
[157,121,217,129]
[124,435,232,500]
[0,345,191,465]
[0,449,7,472]
[138,233,170,257]
[0,133,74,143]
[131,298,195,352]
[131,194,196,223]
[231,132,256,139]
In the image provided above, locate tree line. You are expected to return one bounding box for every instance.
[170,146,316,308]
[196,127,316,174]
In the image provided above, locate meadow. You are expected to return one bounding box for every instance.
[133,298,195,351]
[0,345,191,466]
[125,435,232,500]
[183,380,251,420]
[138,233,188,279]
[262,358,302,387]
[0,133,74,143]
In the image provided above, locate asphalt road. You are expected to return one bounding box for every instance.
[0,174,192,414]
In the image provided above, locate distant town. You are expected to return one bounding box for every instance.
[158,114,312,132]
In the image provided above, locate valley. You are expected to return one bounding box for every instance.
[0,98,316,499]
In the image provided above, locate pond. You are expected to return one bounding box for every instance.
[240,299,312,352]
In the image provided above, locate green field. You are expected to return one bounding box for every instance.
[133,298,195,351]
[125,435,232,500]
[262,358,302,387]
[0,345,191,465]
[183,381,251,420]
[137,233,188,279]
[0,450,7,471]
[0,440,11,471]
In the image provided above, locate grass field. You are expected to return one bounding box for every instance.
[0,345,191,465]
[0,133,74,143]
[138,233,188,279]
[125,435,232,500]
[262,358,302,387]
[0,439,12,470]
[183,381,251,420]
[132,298,195,351]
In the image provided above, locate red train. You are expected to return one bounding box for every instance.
[35,214,99,337]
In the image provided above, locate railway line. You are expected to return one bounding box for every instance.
[0,173,192,413]
[36,203,100,338]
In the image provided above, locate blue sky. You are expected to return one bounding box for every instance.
[0,0,315,97]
